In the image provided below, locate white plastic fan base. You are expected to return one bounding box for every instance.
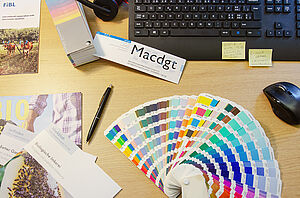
[164,164,209,198]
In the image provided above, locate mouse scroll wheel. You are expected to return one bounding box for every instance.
[278,85,286,92]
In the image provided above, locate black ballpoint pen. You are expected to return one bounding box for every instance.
[86,84,112,143]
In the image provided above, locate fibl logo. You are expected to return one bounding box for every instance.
[2,2,16,7]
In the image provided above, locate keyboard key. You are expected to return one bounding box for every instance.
[150,30,159,36]
[275,22,283,29]
[180,21,188,28]
[171,21,179,28]
[184,13,192,20]
[206,22,214,27]
[173,5,181,11]
[266,5,274,13]
[232,22,239,28]
[274,5,282,12]
[231,30,246,36]
[158,14,166,19]
[162,21,170,27]
[150,14,157,20]
[247,0,260,4]
[236,13,244,20]
[234,5,242,12]
[275,30,283,36]
[219,13,227,20]
[215,21,222,28]
[244,13,253,20]
[297,30,300,37]
[202,13,209,20]
[156,5,164,11]
[225,5,232,12]
[135,22,144,28]
[135,30,148,36]
[170,29,219,36]
[297,0,300,4]
[208,5,216,11]
[283,7,290,13]
[167,13,175,19]
[210,13,218,20]
[175,14,183,19]
[197,21,205,27]
[199,5,207,11]
[161,30,169,36]
[189,21,197,28]
[182,5,190,11]
[243,5,251,12]
[297,5,300,12]
[145,21,153,27]
[147,5,155,11]
[193,13,201,19]
[191,5,198,11]
[135,14,148,20]
[154,21,161,27]
[221,30,230,36]
[247,30,262,36]
[135,5,147,12]
[144,0,151,3]
[265,0,273,4]
[217,5,225,11]
[135,0,143,3]
[284,30,292,37]
[223,21,231,28]
[297,22,300,28]
[283,0,291,4]
[165,6,172,11]
[240,21,261,28]
[274,0,282,4]
[297,14,300,20]
[266,30,274,36]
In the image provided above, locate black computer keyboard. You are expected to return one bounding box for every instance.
[129,0,300,60]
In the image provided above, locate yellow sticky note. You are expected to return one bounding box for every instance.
[222,42,246,59]
[249,49,273,66]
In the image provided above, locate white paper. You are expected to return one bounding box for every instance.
[93,32,186,84]
[25,125,121,198]
[0,123,35,165]
[0,0,41,29]
[0,124,97,165]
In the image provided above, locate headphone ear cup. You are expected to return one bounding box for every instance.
[93,0,119,21]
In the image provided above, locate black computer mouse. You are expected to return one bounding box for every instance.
[263,82,300,125]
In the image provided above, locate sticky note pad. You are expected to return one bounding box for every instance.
[249,49,273,66]
[222,42,246,59]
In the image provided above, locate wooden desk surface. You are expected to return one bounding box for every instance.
[0,1,300,197]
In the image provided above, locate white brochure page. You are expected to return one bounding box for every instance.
[0,123,97,166]
[0,123,35,165]
[93,32,186,84]
[25,125,121,198]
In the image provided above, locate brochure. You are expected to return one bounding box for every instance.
[0,0,41,75]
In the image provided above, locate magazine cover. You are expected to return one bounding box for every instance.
[0,92,82,146]
[0,92,82,197]
[0,0,41,75]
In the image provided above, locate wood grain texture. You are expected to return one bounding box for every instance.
[0,1,299,197]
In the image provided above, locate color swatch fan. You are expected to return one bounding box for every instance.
[105,94,281,198]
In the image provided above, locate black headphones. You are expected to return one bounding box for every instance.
[76,0,123,21]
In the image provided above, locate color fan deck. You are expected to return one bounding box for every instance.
[105,93,281,197]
